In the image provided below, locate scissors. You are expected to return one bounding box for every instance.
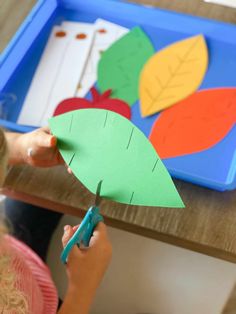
[61,180,104,264]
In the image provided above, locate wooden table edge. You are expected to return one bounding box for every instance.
[2,187,236,264]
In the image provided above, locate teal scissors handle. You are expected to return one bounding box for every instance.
[61,206,103,264]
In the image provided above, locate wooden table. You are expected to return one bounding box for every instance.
[1,0,236,264]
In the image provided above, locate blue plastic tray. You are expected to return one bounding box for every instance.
[0,0,236,191]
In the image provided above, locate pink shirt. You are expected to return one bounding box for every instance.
[2,235,58,314]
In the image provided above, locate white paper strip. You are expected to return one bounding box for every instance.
[204,0,236,8]
[18,23,95,126]
[18,26,69,126]
[40,23,94,126]
[72,19,129,98]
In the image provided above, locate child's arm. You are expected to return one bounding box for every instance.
[58,223,112,314]
[4,127,63,167]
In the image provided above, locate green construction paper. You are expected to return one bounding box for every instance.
[49,109,184,208]
[97,26,155,106]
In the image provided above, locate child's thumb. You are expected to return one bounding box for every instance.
[35,130,56,148]
[62,225,73,247]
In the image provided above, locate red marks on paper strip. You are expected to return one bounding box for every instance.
[76,33,87,40]
[98,28,107,34]
[55,31,67,37]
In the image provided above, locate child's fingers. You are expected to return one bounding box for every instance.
[93,222,107,236]
[90,222,108,246]
[41,126,51,134]
[72,225,80,231]
[62,225,74,247]
[41,127,57,146]
[62,224,81,248]
[67,167,73,174]
[34,129,56,148]
[90,223,112,259]
[50,135,57,147]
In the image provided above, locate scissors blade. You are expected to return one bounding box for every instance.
[94,180,103,207]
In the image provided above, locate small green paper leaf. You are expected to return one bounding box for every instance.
[49,109,184,208]
[97,27,155,106]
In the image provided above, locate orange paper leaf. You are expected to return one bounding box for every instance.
[149,88,236,159]
[140,34,208,117]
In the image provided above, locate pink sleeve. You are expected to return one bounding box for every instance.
[2,235,58,314]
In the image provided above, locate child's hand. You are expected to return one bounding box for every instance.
[59,223,112,313]
[6,127,64,167]
[62,223,112,299]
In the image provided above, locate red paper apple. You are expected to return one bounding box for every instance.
[53,87,131,120]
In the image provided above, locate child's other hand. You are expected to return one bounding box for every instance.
[12,127,64,167]
[62,222,112,298]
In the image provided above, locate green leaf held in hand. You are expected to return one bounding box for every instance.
[49,109,184,208]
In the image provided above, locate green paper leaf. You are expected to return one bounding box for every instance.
[97,26,155,106]
[49,109,184,208]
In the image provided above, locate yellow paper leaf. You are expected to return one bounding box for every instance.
[140,34,208,117]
